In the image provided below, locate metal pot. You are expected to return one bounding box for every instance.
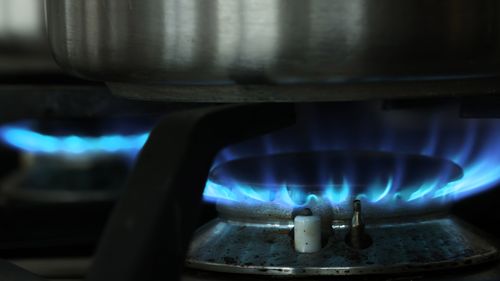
[0,0,60,76]
[46,0,500,102]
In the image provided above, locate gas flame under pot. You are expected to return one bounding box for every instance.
[208,150,463,221]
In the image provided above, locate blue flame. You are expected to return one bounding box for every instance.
[0,125,149,155]
[370,177,393,203]
[203,105,500,208]
[324,178,350,204]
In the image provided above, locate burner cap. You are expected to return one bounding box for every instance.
[209,150,463,192]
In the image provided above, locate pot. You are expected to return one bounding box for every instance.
[46,0,500,101]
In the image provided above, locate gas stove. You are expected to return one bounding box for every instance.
[2,1,500,281]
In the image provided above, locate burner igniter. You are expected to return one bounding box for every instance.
[293,208,321,253]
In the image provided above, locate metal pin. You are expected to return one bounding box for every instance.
[345,200,372,249]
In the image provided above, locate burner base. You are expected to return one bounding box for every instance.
[186,216,498,276]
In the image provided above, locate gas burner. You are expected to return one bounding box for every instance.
[0,120,150,204]
[187,151,498,276]
[205,151,464,219]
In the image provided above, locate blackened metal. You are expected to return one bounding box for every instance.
[9,257,91,279]
[186,216,498,275]
[0,202,111,259]
[345,200,372,249]
[0,145,19,180]
[0,259,46,281]
[86,104,295,281]
[209,150,463,192]
[453,185,500,238]
[1,155,129,204]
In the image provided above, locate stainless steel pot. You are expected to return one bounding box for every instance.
[0,0,60,75]
[46,0,500,102]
